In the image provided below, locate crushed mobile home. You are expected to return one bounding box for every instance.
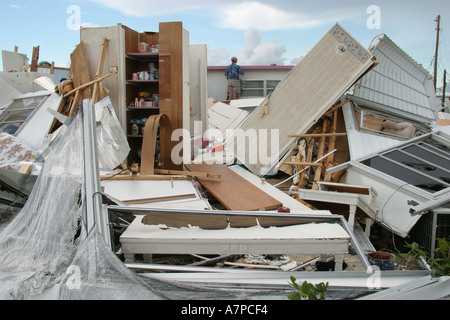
[0,22,448,300]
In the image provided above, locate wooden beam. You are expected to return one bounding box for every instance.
[30,45,39,72]
[288,133,347,138]
[324,110,339,181]
[283,162,322,167]
[122,193,196,204]
[64,70,118,98]
[92,38,109,103]
[155,169,221,179]
[328,98,351,113]
[313,119,330,190]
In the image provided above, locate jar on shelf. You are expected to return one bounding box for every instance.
[130,120,139,135]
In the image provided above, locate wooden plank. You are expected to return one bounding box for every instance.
[30,45,39,72]
[288,133,347,138]
[159,22,186,170]
[313,119,330,190]
[63,71,118,98]
[155,169,221,179]
[324,110,339,181]
[68,41,91,115]
[122,193,196,204]
[283,162,322,167]
[92,38,109,103]
[185,163,282,211]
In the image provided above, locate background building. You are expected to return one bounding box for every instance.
[207,65,294,101]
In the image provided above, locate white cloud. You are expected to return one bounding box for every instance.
[217,2,324,31]
[207,46,231,66]
[237,28,286,65]
[80,22,100,29]
[89,0,211,16]
[9,3,26,9]
[87,0,360,31]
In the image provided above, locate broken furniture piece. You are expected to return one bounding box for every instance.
[120,211,351,271]
[292,181,378,236]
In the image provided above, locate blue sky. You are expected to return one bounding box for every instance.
[1,0,450,87]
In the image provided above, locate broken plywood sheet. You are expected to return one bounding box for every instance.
[228,23,375,176]
[185,163,282,211]
[228,164,332,214]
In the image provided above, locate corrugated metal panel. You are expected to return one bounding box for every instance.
[351,34,437,123]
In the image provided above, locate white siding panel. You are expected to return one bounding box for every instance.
[229,24,375,176]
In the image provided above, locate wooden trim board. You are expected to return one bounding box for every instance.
[185,163,282,211]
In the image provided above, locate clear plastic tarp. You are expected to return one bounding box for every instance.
[0,102,286,300]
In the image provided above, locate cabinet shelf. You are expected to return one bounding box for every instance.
[127,101,159,109]
[127,80,159,84]
[127,106,159,110]
[126,52,159,60]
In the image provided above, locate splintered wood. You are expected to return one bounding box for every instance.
[281,102,350,190]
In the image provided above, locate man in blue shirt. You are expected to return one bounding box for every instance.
[225,57,244,100]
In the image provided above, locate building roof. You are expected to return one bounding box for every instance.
[208,65,294,70]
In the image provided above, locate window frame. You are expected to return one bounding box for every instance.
[360,134,450,196]
[0,93,49,135]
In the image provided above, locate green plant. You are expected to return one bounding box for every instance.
[404,238,450,276]
[430,238,450,277]
[287,276,329,300]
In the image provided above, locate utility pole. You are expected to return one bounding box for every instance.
[442,69,447,107]
[433,15,441,91]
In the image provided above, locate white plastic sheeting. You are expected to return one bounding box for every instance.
[0,112,84,299]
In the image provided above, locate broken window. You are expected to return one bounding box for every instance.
[0,95,48,135]
[354,105,428,139]
[362,136,450,194]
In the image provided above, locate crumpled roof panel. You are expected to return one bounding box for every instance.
[352,34,437,123]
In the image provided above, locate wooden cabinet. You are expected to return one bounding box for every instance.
[81,22,190,170]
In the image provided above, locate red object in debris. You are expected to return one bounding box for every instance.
[211,144,224,152]
[278,207,290,213]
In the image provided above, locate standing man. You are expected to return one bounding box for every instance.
[225,57,244,100]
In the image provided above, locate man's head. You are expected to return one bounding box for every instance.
[231,57,238,63]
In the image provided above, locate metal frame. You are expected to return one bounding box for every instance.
[81,99,111,248]
[0,93,49,135]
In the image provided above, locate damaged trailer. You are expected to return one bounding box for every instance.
[0,22,448,300]
[325,34,449,255]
